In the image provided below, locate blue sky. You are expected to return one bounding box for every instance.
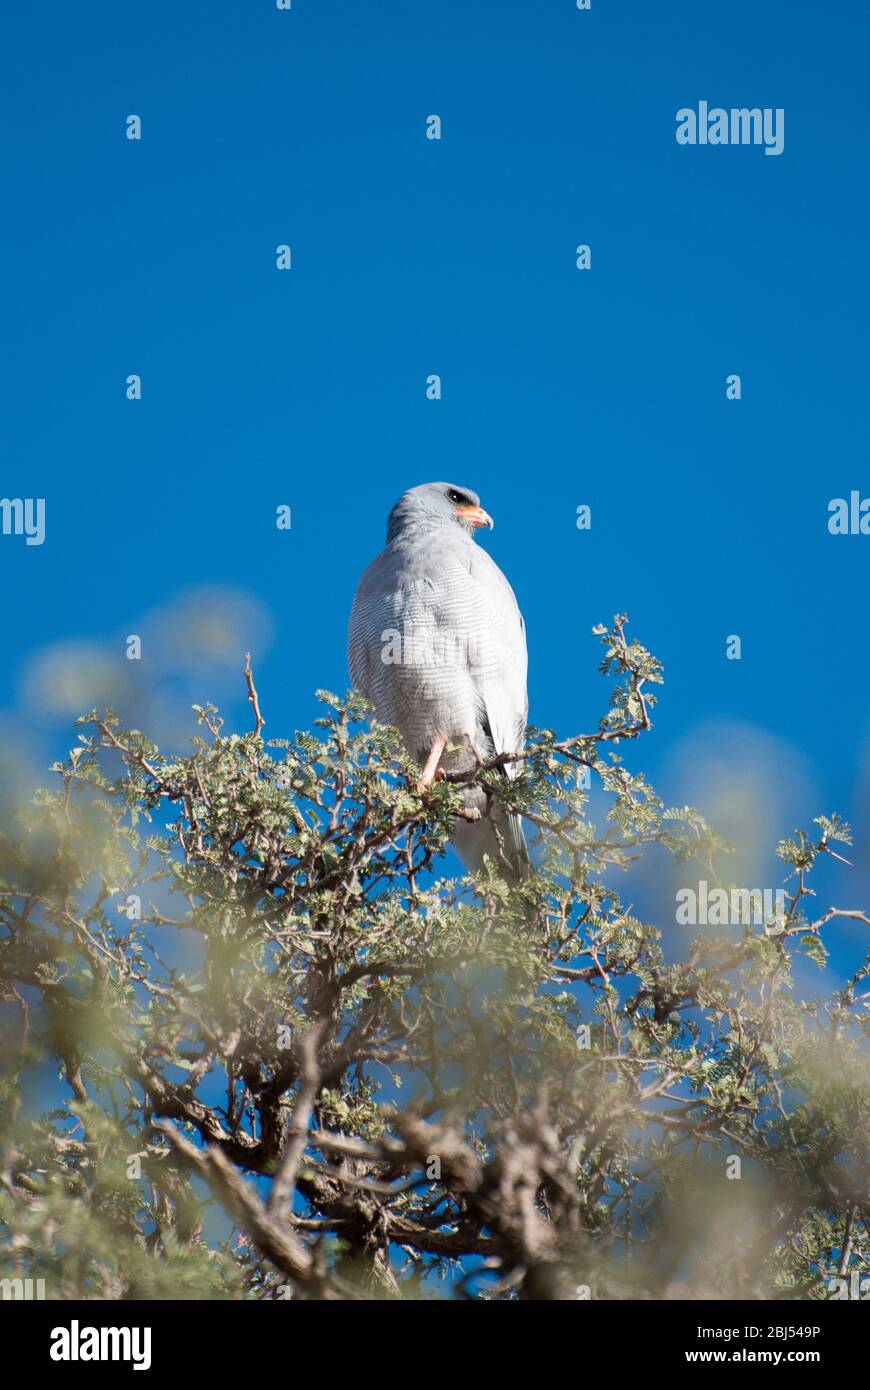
[2,1,868,976]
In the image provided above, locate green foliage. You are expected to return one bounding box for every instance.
[0,619,868,1300]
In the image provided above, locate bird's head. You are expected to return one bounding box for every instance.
[386,482,494,543]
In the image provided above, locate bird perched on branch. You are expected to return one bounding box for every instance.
[348,481,529,880]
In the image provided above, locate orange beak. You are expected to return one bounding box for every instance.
[455,503,494,531]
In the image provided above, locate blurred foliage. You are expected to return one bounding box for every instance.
[0,619,868,1300]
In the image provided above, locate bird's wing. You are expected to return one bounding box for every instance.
[348,546,404,703]
[441,542,528,878]
[463,542,528,769]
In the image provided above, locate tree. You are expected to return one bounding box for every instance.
[1,618,868,1301]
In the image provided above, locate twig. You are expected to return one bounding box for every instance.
[838,1205,857,1277]
[267,1021,327,1217]
[153,1121,326,1292]
[244,653,265,737]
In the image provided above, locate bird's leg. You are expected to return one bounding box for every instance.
[417,735,447,792]
[466,736,496,814]
[466,737,489,770]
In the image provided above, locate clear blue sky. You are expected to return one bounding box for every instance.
[2,1,868,972]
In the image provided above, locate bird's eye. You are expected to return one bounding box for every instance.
[448,490,462,504]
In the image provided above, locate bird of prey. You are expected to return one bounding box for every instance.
[348,482,529,879]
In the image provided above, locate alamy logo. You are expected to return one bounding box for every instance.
[828,491,870,535]
[676,880,786,930]
[380,623,483,669]
[0,1277,45,1299]
[676,102,784,157]
[50,1320,151,1371]
[0,497,45,546]
[823,1267,870,1300]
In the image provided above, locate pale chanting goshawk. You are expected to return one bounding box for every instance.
[348,482,529,879]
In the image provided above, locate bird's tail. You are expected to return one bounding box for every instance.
[451,796,529,884]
